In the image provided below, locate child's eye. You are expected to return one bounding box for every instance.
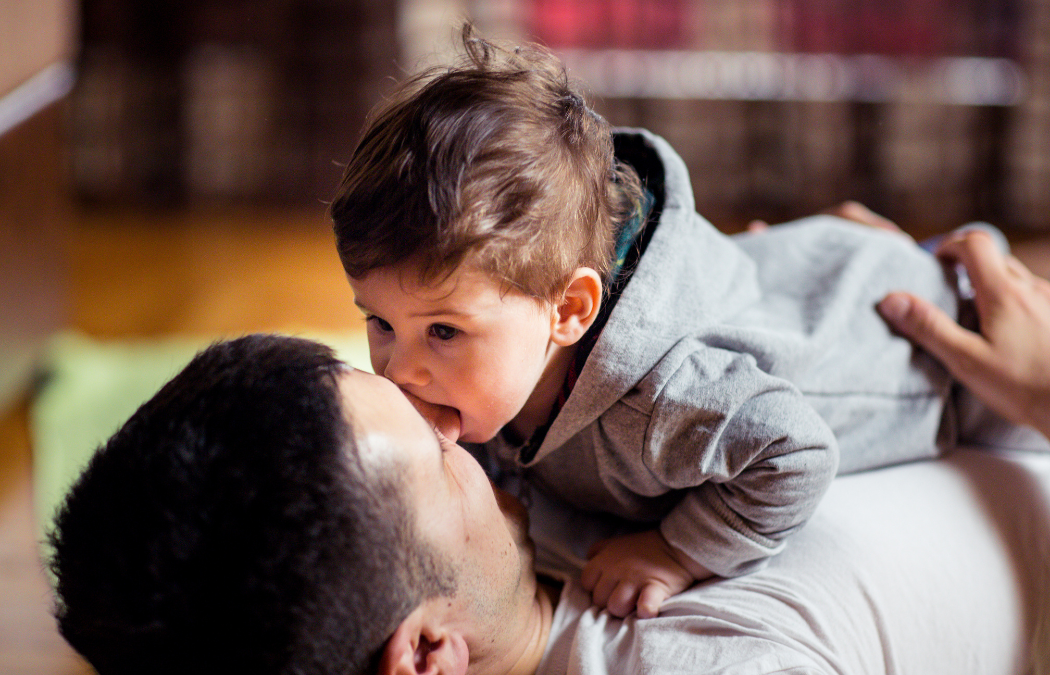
[367,316,393,333]
[429,324,459,341]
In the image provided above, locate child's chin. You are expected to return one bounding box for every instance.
[458,422,503,445]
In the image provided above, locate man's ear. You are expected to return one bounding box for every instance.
[378,604,469,675]
[551,267,603,347]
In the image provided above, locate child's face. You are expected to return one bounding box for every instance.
[348,263,561,444]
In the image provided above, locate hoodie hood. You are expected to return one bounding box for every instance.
[530,129,760,463]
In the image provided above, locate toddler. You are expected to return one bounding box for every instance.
[329,27,1023,619]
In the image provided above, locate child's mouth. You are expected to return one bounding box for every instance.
[429,404,462,443]
[400,389,462,442]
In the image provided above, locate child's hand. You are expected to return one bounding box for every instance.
[580,529,710,619]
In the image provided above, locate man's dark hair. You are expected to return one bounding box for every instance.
[48,334,452,675]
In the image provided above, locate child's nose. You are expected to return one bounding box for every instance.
[383,342,430,388]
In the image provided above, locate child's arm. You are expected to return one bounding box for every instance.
[579,390,835,620]
[580,528,712,619]
[597,347,839,615]
[656,403,839,581]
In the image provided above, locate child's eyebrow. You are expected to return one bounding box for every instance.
[410,307,472,319]
[352,299,473,319]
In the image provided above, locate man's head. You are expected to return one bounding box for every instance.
[333,27,643,444]
[338,367,551,675]
[48,335,542,675]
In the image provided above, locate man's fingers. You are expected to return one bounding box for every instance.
[823,201,903,233]
[935,231,1011,302]
[877,293,993,381]
[637,583,669,619]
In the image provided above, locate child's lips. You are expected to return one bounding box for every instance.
[429,405,462,443]
[400,390,462,442]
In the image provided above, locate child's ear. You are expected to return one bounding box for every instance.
[552,267,603,347]
[379,604,469,675]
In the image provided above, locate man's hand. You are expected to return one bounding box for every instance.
[877,230,1050,441]
[580,529,709,619]
[820,200,910,238]
[748,201,909,239]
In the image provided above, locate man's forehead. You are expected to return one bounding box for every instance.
[337,367,394,405]
[336,368,439,464]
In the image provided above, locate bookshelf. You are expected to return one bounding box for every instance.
[68,0,1050,232]
[70,0,399,206]
[517,0,1050,232]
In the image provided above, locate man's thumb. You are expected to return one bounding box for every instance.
[877,292,978,368]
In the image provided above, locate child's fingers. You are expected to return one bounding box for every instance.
[637,583,669,619]
[586,538,611,560]
[606,581,641,618]
[580,558,601,591]
[590,570,619,610]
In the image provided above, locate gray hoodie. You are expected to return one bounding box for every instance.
[480,129,959,577]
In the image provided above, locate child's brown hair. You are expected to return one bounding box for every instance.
[330,25,644,303]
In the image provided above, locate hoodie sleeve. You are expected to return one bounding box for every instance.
[642,344,840,578]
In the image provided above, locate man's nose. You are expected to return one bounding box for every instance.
[383,340,430,388]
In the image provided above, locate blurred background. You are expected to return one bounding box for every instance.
[64,0,1050,224]
[3,1,1050,672]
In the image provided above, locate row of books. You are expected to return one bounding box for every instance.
[528,0,1023,57]
[67,0,1050,230]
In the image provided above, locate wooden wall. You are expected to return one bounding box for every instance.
[0,0,74,97]
[0,0,76,413]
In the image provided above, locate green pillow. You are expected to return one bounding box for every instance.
[31,331,372,544]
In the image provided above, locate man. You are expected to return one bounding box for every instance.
[49,335,552,675]
[50,229,1050,674]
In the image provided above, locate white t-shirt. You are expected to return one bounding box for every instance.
[524,449,1050,674]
